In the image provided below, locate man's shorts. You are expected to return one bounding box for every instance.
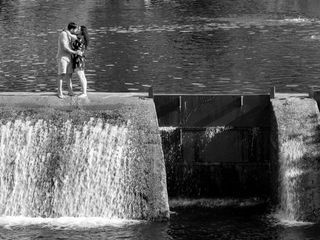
[57,56,73,75]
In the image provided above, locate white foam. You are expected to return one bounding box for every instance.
[0,216,143,229]
[281,17,312,23]
[159,127,177,133]
[284,168,303,178]
[271,212,314,227]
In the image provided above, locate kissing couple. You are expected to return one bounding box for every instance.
[56,22,89,98]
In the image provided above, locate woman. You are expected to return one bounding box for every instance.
[73,25,89,97]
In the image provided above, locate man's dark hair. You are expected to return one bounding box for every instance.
[67,22,77,31]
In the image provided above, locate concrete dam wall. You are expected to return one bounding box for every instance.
[153,92,320,222]
[0,92,169,220]
[0,91,320,223]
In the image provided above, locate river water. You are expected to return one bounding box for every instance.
[1,0,320,239]
[0,203,320,240]
[2,0,320,94]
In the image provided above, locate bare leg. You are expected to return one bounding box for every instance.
[76,70,87,96]
[66,73,74,96]
[57,74,64,98]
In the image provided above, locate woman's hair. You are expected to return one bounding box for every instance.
[80,26,89,49]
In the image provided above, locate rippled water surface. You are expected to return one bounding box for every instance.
[2,0,320,93]
[1,205,320,240]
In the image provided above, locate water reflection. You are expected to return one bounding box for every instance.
[0,206,320,239]
[1,0,320,93]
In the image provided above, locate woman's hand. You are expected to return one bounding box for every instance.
[76,50,83,56]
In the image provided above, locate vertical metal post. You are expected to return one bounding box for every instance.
[240,95,244,108]
[309,86,314,98]
[148,86,154,98]
[270,86,276,99]
[179,95,183,146]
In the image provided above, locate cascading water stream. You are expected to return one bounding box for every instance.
[0,112,153,219]
[271,97,320,223]
[277,138,305,222]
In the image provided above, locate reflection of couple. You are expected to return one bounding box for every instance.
[56,22,89,98]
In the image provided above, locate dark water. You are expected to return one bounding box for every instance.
[1,205,320,240]
[2,0,320,93]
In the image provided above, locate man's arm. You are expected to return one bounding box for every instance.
[66,30,78,41]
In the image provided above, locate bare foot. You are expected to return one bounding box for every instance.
[57,91,64,99]
[78,93,87,98]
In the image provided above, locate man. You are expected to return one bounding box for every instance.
[56,22,82,98]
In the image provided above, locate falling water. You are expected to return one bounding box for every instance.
[0,112,153,219]
[272,97,320,224]
[277,138,305,222]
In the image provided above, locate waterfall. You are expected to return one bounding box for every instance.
[0,111,160,219]
[271,96,320,223]
[277,138,305,221]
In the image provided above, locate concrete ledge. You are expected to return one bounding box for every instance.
[0,92,148,109]
[274,93,309,99]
